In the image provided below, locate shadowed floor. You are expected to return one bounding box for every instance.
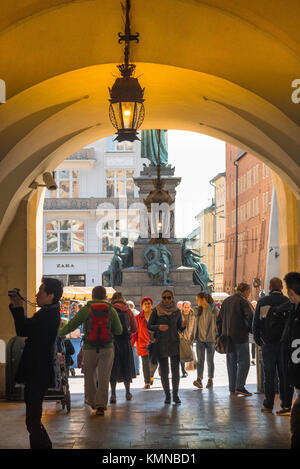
[0,354,292,449]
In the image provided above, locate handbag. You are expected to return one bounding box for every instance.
[186,347,197,370]
[215,334,233,354]
[147,340,159,365]
[179,334,193,362]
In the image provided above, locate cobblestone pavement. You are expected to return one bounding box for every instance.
[0,352,292,449]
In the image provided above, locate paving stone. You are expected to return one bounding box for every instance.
[0,355,292,449]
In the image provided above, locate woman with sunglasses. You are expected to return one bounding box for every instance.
[148,290,185,404]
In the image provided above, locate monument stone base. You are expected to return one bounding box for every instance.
[118,240,201,309]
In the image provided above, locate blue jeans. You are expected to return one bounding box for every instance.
[69,337,82,369]
[132,345,140,374]
[195,341,215,379]
[226,342,250,392]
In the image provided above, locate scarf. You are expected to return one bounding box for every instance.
[156,301,178,317]
[181,310,193,327]
[142,310,152,322]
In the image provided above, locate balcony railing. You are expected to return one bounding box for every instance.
[44,197,140,210]
[66,148,96,160]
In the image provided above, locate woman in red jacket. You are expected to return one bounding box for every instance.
[132,297,157,389]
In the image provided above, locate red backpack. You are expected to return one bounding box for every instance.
[84,303,113,352]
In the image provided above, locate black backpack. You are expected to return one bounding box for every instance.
[264,306,286,343]
[116,310,131,340]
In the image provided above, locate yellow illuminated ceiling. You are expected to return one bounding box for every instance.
[0,0,299,242]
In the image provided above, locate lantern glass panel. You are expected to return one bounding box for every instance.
[121,102,135,129]
[109,103,122,130]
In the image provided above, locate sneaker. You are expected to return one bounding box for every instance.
[235,388,252,396]
[144,384,151,389]
[206,379,213,388]
[181,372,188,378]
[276,408,291,416]
[193,378,203,389]
[110,395,116,404]
[261,407,273,413]
[96,407,105,416]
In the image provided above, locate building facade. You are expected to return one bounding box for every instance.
[224,144,273,299]
[210,172,226,292]
[195,204,215,282]
[43,137,148,287]
[186,226,201,253]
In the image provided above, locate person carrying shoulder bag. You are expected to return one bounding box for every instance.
[193,292,218,389]
[216,282,254,396]
[147,290,185,405]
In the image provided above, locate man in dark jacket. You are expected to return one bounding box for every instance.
[253,277,290,414]
[9,277,63,449]
[217,282,254,396]
[282,272,300,449]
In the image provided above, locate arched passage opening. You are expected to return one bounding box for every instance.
[0,0,299,396]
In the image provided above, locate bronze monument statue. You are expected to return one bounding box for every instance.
[181,238,212,292]
[102,246,123,287]
[120,237,133,268]
[141,129,168,167]
[143,243,172,285]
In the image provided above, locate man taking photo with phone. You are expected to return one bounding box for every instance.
[9,277,63,449]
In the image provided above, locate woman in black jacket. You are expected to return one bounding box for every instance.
[148,290,185,404]
[109,292,138,403]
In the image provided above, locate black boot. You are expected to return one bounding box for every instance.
[161,371,171,404]
[173,392,181,405]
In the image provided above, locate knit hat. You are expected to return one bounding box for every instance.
[140,296,153,307]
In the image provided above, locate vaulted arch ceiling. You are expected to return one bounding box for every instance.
[0,0,299,241]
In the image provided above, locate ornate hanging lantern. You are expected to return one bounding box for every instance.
[108,0,145,142]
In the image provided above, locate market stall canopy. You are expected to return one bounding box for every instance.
[63,286,115,300]
[212,292,229,303]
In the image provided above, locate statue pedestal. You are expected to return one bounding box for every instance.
[133,164,181,239]
[118,240,201,308]
[112,161,209,309]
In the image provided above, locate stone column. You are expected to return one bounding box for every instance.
[0,189,44,397]
[272,172,299,280]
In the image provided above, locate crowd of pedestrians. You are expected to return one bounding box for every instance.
[8,273,300,449]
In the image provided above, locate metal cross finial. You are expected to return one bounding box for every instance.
[118,0,139,76]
